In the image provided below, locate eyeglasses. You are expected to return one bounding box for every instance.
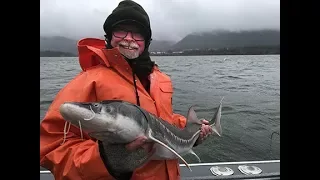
[112,29,145,41]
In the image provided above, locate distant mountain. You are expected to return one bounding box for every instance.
[40,50,76,57]
[149,40,176,52]
[40,36,78,55]
[170,29,280,51]
[40,29,280,56]
[40,36,175,54]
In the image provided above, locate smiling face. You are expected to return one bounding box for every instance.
[110,24,146,59]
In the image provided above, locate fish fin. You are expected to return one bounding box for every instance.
[143,147,157,163]
[189,149,201,163]
[209,97,224,136]
[187,106,202,125]
[147,130,192,172]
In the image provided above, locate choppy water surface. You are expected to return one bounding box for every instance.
[40,55,280,163]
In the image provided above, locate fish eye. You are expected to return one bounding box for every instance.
[105,106,113,113]
[93,103,99,107]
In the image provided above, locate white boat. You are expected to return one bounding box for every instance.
[40,159,280,179]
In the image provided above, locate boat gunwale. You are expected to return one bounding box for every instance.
[40,159,280,174]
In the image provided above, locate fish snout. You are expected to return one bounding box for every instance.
[59,103,74,121]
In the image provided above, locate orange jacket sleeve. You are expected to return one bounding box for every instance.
[40,72,113,180]
[172,113,187,128]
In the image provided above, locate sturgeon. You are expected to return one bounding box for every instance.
[59,97,223,174]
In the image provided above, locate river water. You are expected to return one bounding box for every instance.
[40,55,280,163]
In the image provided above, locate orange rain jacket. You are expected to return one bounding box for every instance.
[40,38,187,180]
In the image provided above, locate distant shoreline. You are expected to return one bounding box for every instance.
[40,53,279,57]
[41,47,279,57]
[150,52,280,56]
[40,50,76,57]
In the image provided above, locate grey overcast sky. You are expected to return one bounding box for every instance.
[40,0,280,41]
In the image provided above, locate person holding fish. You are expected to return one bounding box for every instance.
[40,0,215,179]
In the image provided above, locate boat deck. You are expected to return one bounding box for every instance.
[40,160,280,180]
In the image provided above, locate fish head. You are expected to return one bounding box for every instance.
[59,101,118,133]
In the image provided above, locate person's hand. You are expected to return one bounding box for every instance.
[125,136,154,153]
[195,119,213,145]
